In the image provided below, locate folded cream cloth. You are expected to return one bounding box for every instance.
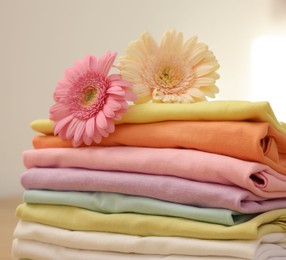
[30,101,286,135]
[13,238,251,260]
[16,203,286,240]
[23,147,286,198]
[32,121,286,175]
[13,220,286,259]
[24,190,255,226]
[21,167,286,213]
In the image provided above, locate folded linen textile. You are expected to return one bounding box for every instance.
[256,244,286,260]
[16,203,286,239]
[23,147,286,196]
[32,121,286,175]
[21,167,286,213]
[13,239,248,260]
[30,100,286,135]
[14,220,286,259]
[24,190,255,225]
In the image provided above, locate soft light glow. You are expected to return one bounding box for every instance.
[251,36,286,121]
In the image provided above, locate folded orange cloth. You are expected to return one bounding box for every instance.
[33,121,286,174]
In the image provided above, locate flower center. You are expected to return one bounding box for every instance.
[155,66,181,88]
[82,87,98,107]
[68,71,109,120]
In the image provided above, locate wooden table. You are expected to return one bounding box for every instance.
[0,196,22,260]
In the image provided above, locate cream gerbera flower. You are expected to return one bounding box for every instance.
[118,29,220,103]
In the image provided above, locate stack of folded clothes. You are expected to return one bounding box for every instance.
[12,30,286,259]
[13,101,286,260]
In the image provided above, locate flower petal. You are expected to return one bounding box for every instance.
[124,89,137,101]
[109,78,133,88]
[96,111,108,129]
[183,36,197,55]
[73,120,86,147]
[49,103,69,120]
[192,77,216,87]
[96,124,109,137]
[106,118,115,133]
[93,128,103,143]
[106,86,125,96]
[187,88,206,98]
[103,104,115,118]
[89,56,98,71]
[85,117,95,139]
[66,118,80,139]
[82,131,93,146]
[107,74,121,82]
[160,29,183,55]
[113,111,123,120]
[117,100,128,111]
[106,98,122,111]
[72,137,83,147]
[54,80,71,101]
[194,64,219,77]
[57,123,69,139]
[98,51,117,77]
[64,67,78,83]
[188,44,208,67]
[53,115,74,135]
[200,85,219,97]
[76,56,91,75]
[127,32,159,59]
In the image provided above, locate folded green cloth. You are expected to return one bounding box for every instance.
[24,190,255,226]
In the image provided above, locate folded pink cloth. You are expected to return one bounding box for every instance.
[21,167,286,213]
[23,147,286,198]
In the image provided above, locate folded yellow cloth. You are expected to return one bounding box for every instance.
[16,203,286,240]
[30,101,286,136]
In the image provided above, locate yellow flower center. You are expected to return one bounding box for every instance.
[155,66,181,88]
[82,87,98,107]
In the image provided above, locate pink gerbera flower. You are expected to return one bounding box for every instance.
[49,51,136,147]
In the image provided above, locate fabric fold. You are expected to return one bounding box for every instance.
[21,167,286,213]
[14,221,286,259]
[23,147,286,195]
[30,101,286,135]
[16,203,286,240]
[23,190,255,226]
[32,121,286,175]
[13,238,249,260]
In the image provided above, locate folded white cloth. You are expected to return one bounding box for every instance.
[11,238,263,260]
[13,221,286,259]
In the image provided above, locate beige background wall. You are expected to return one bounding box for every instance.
[1,0,286,197]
